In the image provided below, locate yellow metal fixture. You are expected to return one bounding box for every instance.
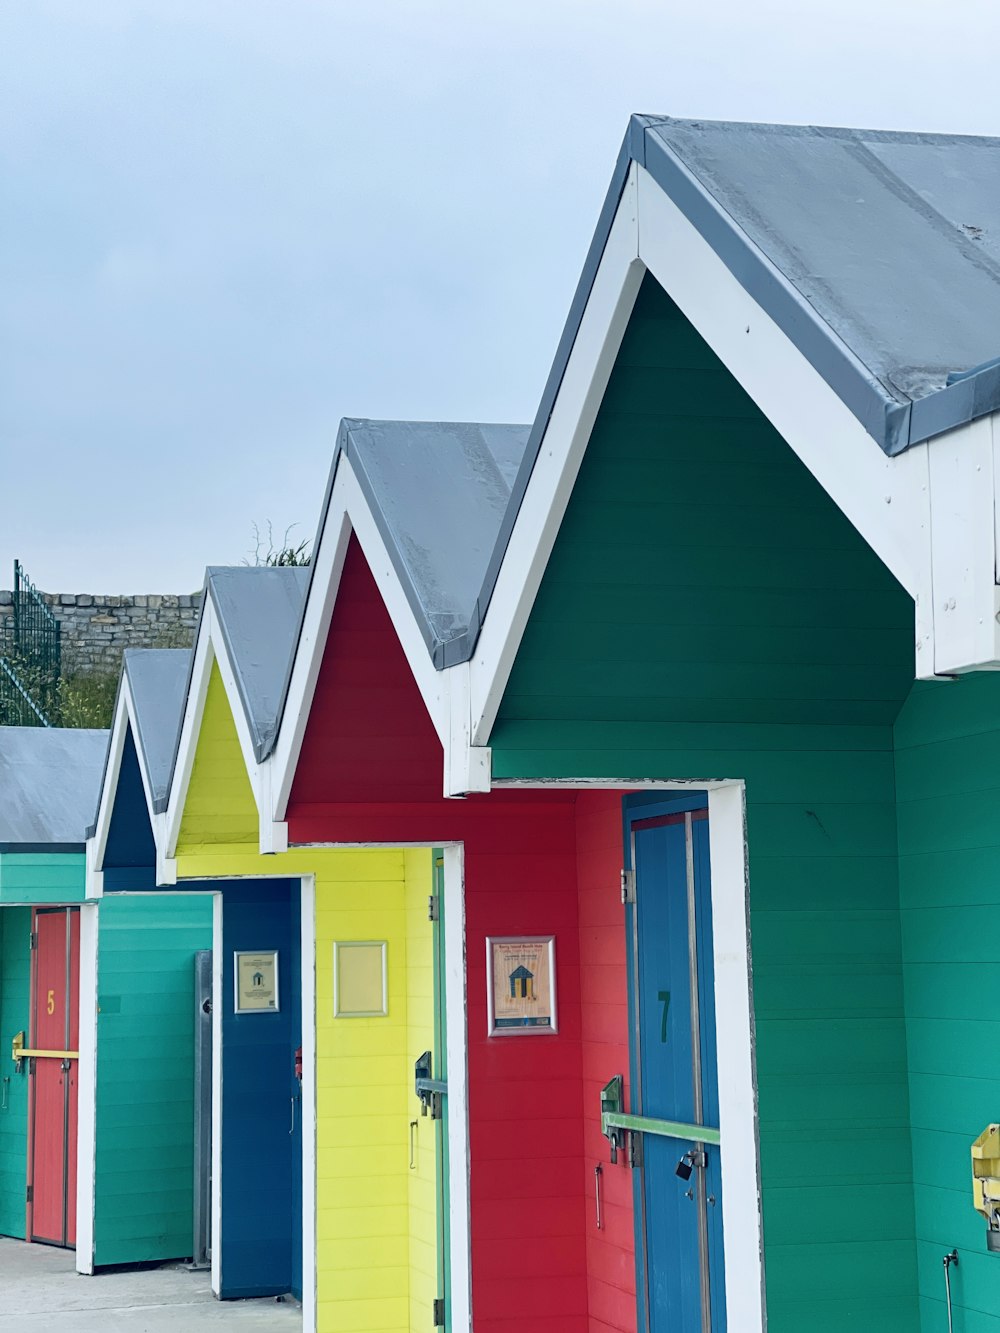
[972,1124,1000,1252]
[10,1032,78,1072]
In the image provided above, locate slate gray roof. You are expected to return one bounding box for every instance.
[635,118,1000,454]
[327,419,531,670]
[473,116,1000,667]
[123,649,190,813]
[206,566,310,763]
[0,727,108,849]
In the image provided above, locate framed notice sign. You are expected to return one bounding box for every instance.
[486,935,557,1036]
[234,951,279,1014]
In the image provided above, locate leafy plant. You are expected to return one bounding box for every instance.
[57,672,119,730]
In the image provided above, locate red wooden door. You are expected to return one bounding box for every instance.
[29,908,79,1247]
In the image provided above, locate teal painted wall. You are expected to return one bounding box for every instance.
[0,907,31,1238]
[490,276,920,1328]
[93,893,213,1266]
[896,675,1000,1331]
[0,853,85,904]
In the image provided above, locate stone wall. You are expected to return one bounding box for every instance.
[0,589,203,677]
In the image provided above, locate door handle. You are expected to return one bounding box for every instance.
[289,1095,295,1136]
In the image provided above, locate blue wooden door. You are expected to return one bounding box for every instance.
[628,801,726,1331]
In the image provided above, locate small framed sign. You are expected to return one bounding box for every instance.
[234,950,279,1014]
[333,941,388,1018]
[486,935,557,1036]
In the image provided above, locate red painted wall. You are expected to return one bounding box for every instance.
[575,792,636,1333]
[288,535,634,1331]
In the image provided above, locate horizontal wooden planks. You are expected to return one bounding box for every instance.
[491,272,920,1328]
[93,894,213,1265]
[896,672,1000,1331]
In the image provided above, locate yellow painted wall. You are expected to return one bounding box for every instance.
[177,663,259,855]
[405,848,437,1331]
[174,655,441,1332]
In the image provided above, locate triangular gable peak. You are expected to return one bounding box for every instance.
[287,533,445,817]
[267,419,531,834]
[461,116,1000,782]
[162,567,307,874]
[87,650,188,891]
[285,532,574,842]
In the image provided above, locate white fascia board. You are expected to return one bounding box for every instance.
[635,163,931,611]
[928,412,1000,676]
[92,676,176,888]
[75,902,99,1274]
[163,603,216,859]
[266,454,450,825]
[468,163,642,749]
[443,662,490,796]
[467,160,1000,765]
[267,487,353,826]
[164,593,274,862]
[87,685,132,878]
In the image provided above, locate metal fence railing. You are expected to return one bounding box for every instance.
[0,656,51,727]
[0,561,60,726]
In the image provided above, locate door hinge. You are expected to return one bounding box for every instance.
[28,931,37,951]
[25,1185,32,1204]
[621,870,635,904]
[433,1296,445,1326]
[428,895,440,922]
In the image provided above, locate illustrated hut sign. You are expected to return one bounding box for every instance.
[234,951,279,1013]
[487,936,557,1035]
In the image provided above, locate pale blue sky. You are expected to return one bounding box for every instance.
[3,0,998,591]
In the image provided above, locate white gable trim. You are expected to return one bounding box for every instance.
[162,595,266,864]
[266,453,452,826]
[462,159,1000,782]
[87,676,163,891]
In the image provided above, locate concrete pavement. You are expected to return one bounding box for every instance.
[0,1239,302,1330]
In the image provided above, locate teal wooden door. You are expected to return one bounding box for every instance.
[628,801,726,1331]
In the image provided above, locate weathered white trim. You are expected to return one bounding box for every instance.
[75,902,99,1275]
[300,875,317,1332]
[163,600,218,861]
[467,163,642,750]
[267,455,450,823]
[87,685,131,878]
[637,162,931,605]
[444,663,490,796]
[462,160,1000,766]
[211,891,223,1298]
[927,414,1000,675]
[442,844,472,1330]
[269,504,352,823]
[708,783,765,1333]
[164,596,271,862]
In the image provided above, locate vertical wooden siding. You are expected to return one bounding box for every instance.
[0,907,31,1239]
[288,540,593,1331]
[314,848,412,1332]
[895,675,1000,1332]
[490,276,919,1330]
[575,792,635,1333]
[93,893,213,1265]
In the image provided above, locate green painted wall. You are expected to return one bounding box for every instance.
[93,893,213,1266]
[0,853,85,904]
[0,907,31,1239]
[896,675,1000,1331]
[490,276,920,1328]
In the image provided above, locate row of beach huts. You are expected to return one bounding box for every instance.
[2,115,1000,1333]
